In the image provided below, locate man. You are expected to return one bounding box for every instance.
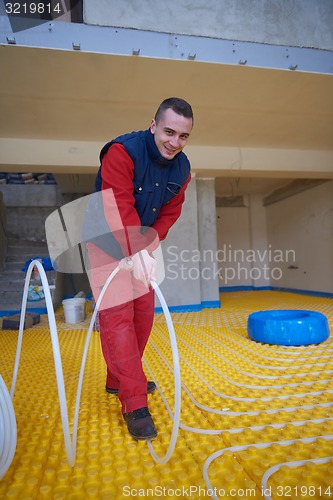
[87,97,193,440]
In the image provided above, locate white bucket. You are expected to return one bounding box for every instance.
[62,298,86,324]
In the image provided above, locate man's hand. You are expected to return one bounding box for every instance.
[119,249,157,287]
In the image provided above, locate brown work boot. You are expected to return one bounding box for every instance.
[123,407,157,440]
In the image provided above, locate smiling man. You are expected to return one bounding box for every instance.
[87,97,193,440]
[151,103,192,159]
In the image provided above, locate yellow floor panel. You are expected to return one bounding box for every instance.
[0,291,332,499]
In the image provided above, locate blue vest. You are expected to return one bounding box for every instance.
[95,129,191,227]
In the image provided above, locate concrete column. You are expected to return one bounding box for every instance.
[216,203,252,288]
[248,193,270,288]
[157,177,220,310]
[196,178,220,307]
[0,192,7,272]
[158,177,202,310]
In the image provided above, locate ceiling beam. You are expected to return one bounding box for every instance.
[263,179,330,205]
[0,138,332,178]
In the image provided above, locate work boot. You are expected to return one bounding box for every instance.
[106,381,156,396]
[123,407,157,440]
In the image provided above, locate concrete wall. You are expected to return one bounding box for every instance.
[0,185,63,241]
[196,179,220,306]
[216,181,333,294]
[266,181,333,294]
[157,177,220,310]
[217,194,272,289]
[158,177,202,310]
[0,178,221,309]
[248,193,270,288]
[84,0,333,50]
[216,203,252,288]
[2,179,332,303]
[0,191,7,272]
[0,184,91,301]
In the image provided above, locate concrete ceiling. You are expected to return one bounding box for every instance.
[0,44,332,197]
[1,45,332,148]
[214,177,290,197]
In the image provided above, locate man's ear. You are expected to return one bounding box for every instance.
[150,119,156,134]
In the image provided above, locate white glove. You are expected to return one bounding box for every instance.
[119,249,157,287]
[118,257,133,272]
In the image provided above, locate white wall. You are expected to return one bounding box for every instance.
[216,194,271,289]
[216,204,252,288]
[157,177,220,310]
[216,182,333,294]
[84,0,333,50]
[196,179,220,306]
[266,181,333,294]
[158,177,202,309]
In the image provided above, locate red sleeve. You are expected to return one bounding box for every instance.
[101,143,141,227]
[152,173,191,241]
[101,143,158,256]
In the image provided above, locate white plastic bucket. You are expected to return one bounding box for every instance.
[62,298,86,324]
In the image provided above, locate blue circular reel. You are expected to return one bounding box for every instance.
[247,310,330,346]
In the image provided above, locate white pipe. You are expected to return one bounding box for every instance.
[261,455,333,500]
[71,266,120,453]
[0,375,17,480]
[147,281,181,464]
[203,436,333,500]
[10,260,75,465]
[2,256,331,494]
[148,322,333,498]
[77,273,182,464]
[72,273,181,465]
[4,260,181,472]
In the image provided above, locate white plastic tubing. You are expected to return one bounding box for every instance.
[148,281,181,464]
[0,374,17,480]
[3,259,181,474]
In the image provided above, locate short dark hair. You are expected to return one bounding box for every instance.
[155,97,193,124]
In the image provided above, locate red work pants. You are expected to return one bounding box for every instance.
[86,241,155,414]
[99,289,154,414]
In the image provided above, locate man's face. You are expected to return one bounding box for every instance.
[150,108,193,160]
